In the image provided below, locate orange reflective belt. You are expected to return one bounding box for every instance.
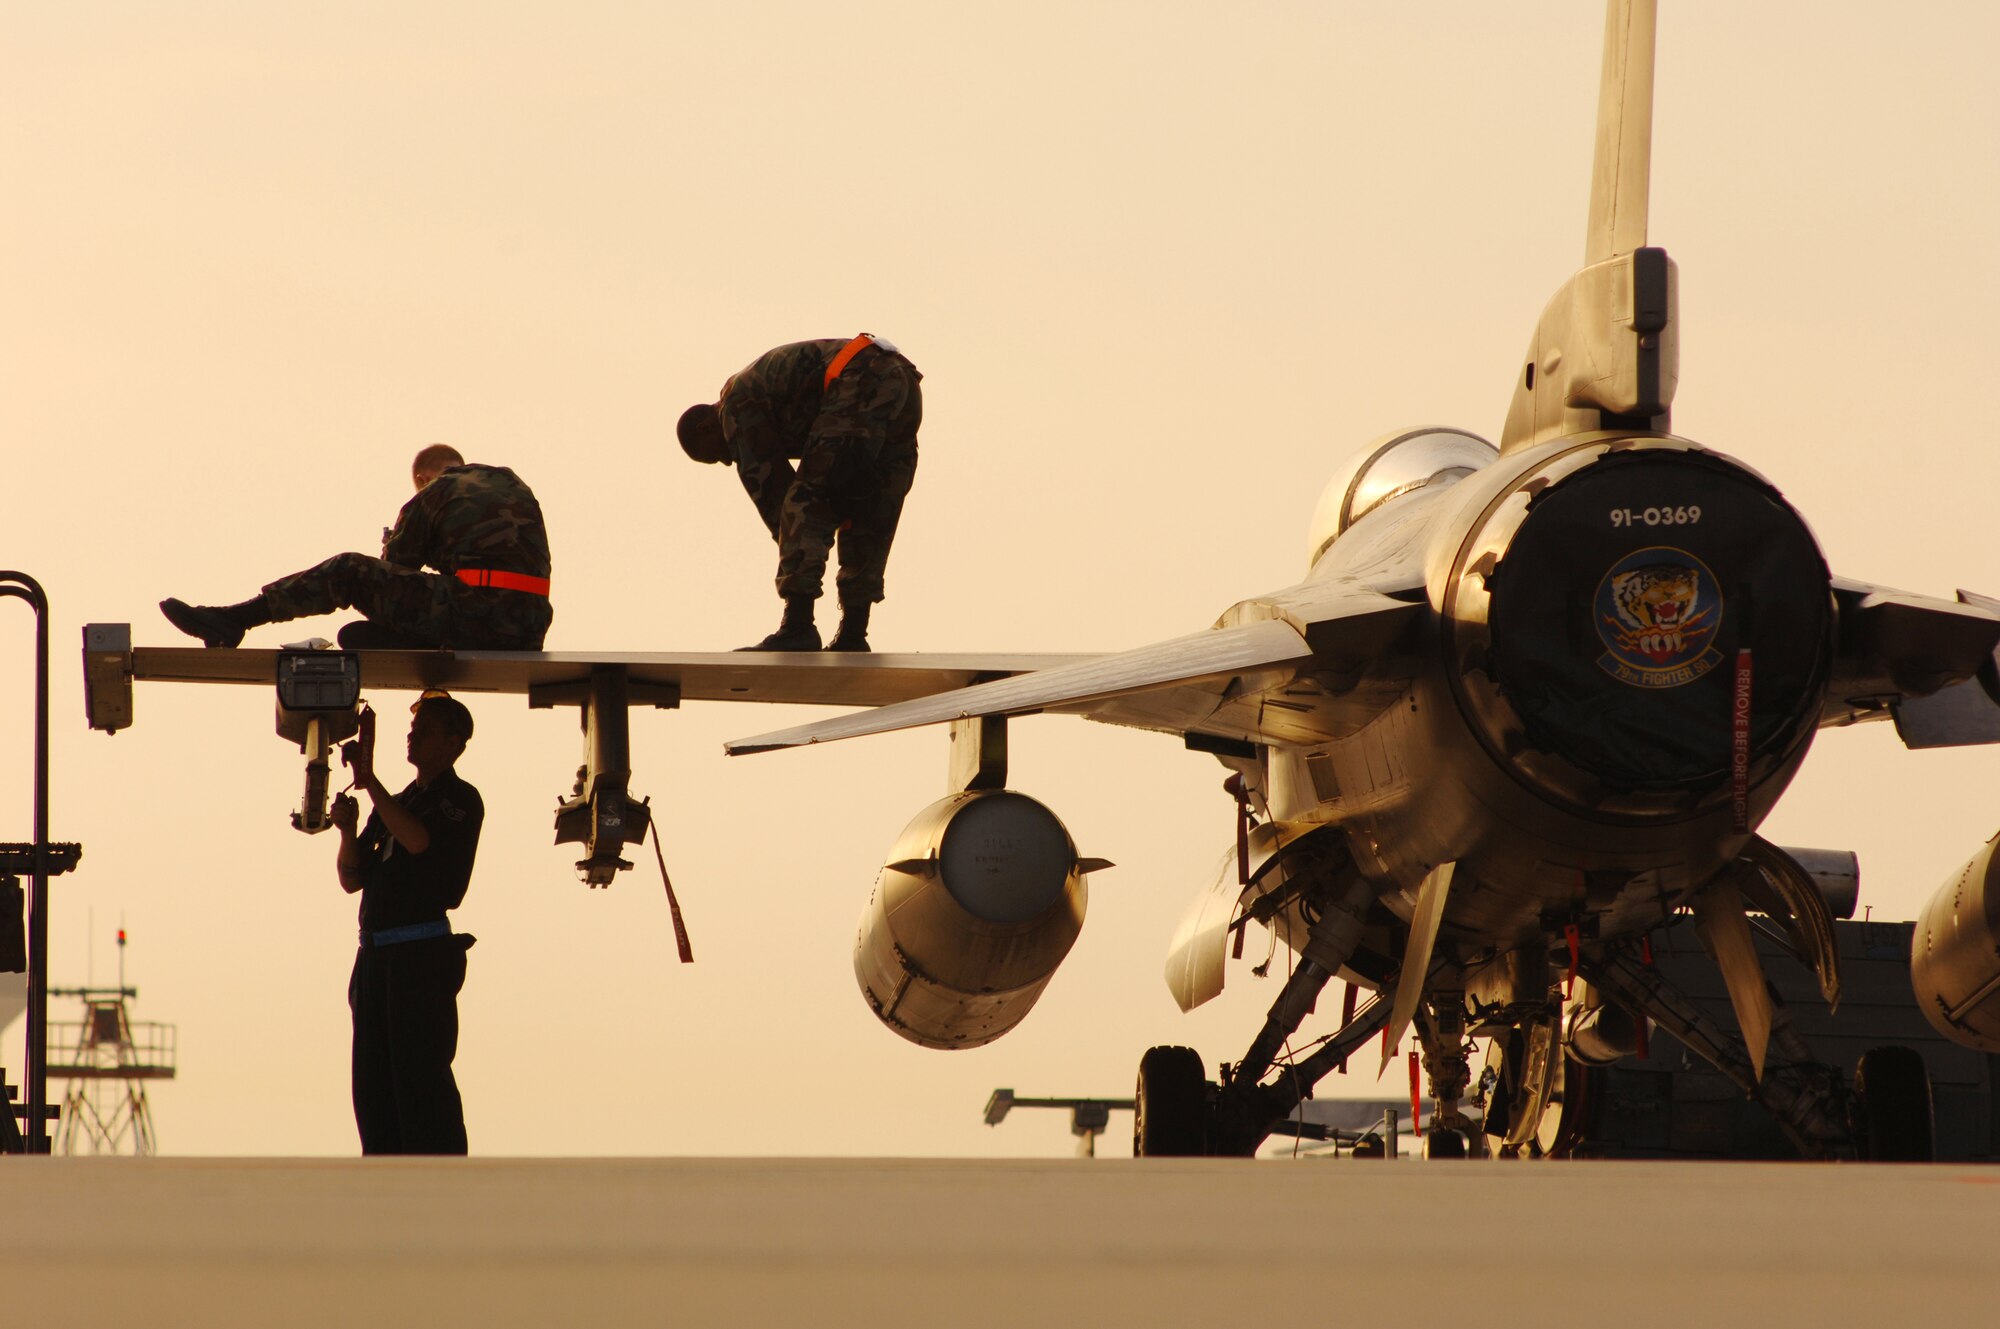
[822,333,876,390]
[456,568,551,596]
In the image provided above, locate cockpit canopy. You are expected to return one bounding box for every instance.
[1307,427,1497,565]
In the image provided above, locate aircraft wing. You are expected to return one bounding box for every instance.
[1822,579,2000,747]
[116,646,1098,709]
[724,618,1314,755]
[722,606,1379,755]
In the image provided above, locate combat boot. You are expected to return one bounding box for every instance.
[739,597,820,652]
[826,598,872,652]
[159,596,270,648]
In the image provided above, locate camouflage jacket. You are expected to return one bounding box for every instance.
[718,338,922,463]
[383,463,552,577]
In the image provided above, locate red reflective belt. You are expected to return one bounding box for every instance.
[456,568,550,596]
[823,333,875,389]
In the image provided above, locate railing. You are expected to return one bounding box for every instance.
[45,1021,178,1080]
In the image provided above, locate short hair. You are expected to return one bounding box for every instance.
[676,403,729,464]
[415,694,475,745]
[412,443,465,478]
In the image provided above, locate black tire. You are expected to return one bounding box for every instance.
[1134,1045,1209,1156]
[1424,1128,1469,1160]
[1855,1045,1935,1162]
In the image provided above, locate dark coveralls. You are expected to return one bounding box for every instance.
[259,463,554,649]
[348,767,483,1155]
[719,338,922,605]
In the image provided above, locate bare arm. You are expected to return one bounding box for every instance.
[331,793,366,894]
[347,709,431,855]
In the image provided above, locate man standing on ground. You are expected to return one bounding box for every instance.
[330,692,482,1155]
[160,444,553,650]
[676,335,921,651]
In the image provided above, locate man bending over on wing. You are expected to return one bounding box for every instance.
[161,444,553,650]
[677,335,921,652]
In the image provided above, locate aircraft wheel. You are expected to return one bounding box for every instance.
[1133,1045,1209,1156]
[1538,1056,1601,1158]
[1423,1128,1469,1160]
[1855,1045,1935,1162]
[1480,1020,1559,1156]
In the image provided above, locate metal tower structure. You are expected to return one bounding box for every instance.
[46,932,176,1155]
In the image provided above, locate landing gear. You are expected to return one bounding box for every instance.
[1416,988,1483,1152]
[1132,985,1394,1157]
[1581,946,1856,1159]
[1133,1045,1209,1157]
[1423,1128,1470,1160]
[1854,1045,1935,1162]
[1537,1053,1600,1157]
[1477,1018,1558,1157]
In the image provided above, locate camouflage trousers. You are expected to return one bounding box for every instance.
[737,352,923,605]
[771,437,919,604]
[260,553,553,650]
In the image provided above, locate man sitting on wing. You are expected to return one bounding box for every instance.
[161,444,553,650]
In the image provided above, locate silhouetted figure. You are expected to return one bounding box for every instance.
[330,693,482,1155]
[161,444,552,650]
[678,336,921,651]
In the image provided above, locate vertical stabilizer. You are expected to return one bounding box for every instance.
[1586,0,1656,265]
[1500,0,1677,454]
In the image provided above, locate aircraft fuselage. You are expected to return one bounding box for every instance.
[1249,431,1833,954]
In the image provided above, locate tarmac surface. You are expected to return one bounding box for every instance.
[8,1156,1999,1327]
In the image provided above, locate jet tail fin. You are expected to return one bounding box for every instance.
[1586,0,1657,266]
[1500,0,1677,453]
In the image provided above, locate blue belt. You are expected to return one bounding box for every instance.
[359,919,451,948]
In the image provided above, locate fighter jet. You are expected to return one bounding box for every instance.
[717,0,2000,1160]
[80,0,2000,1162]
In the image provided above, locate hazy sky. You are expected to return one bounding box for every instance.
[4,2,1998,1157]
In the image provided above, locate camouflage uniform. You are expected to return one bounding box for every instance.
[259,464,554,649]
[719,338,922,604]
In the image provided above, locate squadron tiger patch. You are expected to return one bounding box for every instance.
[1594,548,1722,688]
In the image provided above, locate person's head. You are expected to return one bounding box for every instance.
[412,443,465,490]
[676,403,730,465]
[407,692,474,775]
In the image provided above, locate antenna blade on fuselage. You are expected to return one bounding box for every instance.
[1585,0,1657,265]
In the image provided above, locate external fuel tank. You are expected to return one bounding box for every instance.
[1913,830,2000,1052]
[854,790,1093,1050]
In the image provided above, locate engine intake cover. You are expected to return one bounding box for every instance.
[1451,439,1831,819]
